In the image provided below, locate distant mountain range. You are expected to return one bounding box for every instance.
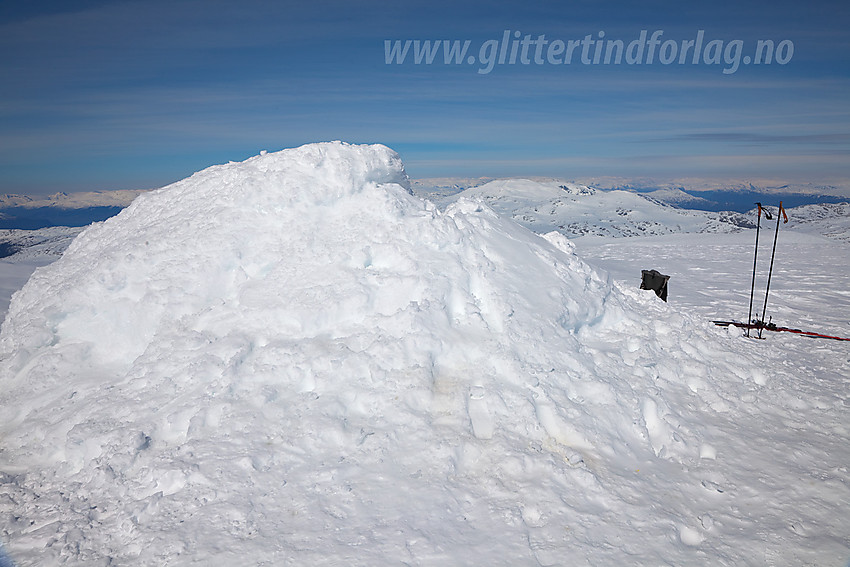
[413,176,850,213]
[420,178,755,238]
[0,190,146,209]
[570,177,850,199]
[0,190,147,230]
[414,178,850,241]
[1,179,848,261]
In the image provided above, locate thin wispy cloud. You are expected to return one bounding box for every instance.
[662,132,850,146]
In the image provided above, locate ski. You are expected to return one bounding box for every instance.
[713,320,850,342]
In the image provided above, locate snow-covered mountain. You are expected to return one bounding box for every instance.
[639,187,715,208]
[0,190,146,210]
[578,176,850,199]
[781,202,850,242]
[409,176,494,200]
[418,177,850,241]
[0,190,147,230]
[0,226,84,260]
[1,142,847,566]
[432,178,754,237]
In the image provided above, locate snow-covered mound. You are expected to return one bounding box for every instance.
[446,178,753,237]
[1,143,844,565]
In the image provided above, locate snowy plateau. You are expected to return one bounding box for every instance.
[0,142,849,566]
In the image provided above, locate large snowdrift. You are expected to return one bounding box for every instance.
[1,142,846,565]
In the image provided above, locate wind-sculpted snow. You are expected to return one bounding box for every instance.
[1,143,847,566]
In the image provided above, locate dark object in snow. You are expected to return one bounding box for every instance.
[640,270,670,302]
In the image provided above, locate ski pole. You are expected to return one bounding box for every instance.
[746,203,770,337]
[758,202,787,339]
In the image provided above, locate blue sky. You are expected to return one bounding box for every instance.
[1,0,849,195]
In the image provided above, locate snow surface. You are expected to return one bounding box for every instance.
[1,142,848,566]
